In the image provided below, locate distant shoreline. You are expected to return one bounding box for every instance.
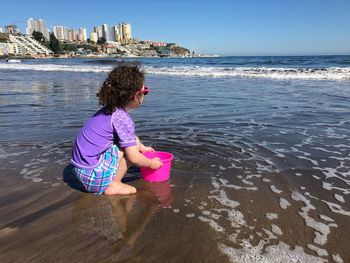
[2,54,350,61]
[0,54,221,60]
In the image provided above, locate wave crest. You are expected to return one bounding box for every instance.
[145,66,350,80]
[0,63,349,80]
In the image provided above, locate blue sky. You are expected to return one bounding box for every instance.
[1,0,350,55]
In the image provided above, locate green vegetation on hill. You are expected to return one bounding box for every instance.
[31,31,97,54]
[32,31,45,43]
[170,45,190,56]
[60,43,97,53]
[49,33,60,54]
[152,44,190,57]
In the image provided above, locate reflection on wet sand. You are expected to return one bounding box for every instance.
[72,181,173,261]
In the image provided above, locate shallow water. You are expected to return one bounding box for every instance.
[0,57,350,262]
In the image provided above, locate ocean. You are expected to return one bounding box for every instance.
[0,56,349,262]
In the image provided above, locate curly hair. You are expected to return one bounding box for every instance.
[97,61,145,114]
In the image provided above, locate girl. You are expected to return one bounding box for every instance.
[71,62,163,195]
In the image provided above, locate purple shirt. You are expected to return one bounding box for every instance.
[71,107,136,169]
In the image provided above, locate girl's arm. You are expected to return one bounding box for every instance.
[136,136,155,153]
[125,146,162,169]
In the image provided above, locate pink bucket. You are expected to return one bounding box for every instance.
[140,151,174,182]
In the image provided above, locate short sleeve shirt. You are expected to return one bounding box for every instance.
[112,108,137,148]
[71,107,137,169]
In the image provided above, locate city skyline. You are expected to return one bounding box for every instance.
[3,18,149,45]
[10,17,134,43]
[1,0,350,55]
[0,17,184,58]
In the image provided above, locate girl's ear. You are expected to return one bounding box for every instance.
[136,93,144,105]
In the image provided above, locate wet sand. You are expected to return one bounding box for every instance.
[0,161,229,263]
[1,58,350,262]
[0,142,349,262]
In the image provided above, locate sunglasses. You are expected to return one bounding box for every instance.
[141,86,150,95]
[129,86,150,99]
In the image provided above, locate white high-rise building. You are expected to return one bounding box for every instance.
[63,28,69,41]
[118,23,132,44]
[110,25,119,42]
[90,32,98,43]
[0,27,3,33]
[102,24,109,41]
[94,26,103,40]
[67,29,75,42]
[73,30,79,41]
[54,26,84,42]
[26,18,49,40]
[79,28,87,42]
[53,26,68,41]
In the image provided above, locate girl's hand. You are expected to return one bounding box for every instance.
[150,157,163,169]
[141,146,155,153]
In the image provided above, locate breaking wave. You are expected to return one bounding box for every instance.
[0,63,349,80]
[0,63,111,73]
[146,66,350,80]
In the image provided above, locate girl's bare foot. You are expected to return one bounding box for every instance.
[104,182,137,195]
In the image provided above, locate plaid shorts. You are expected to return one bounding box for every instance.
[73,144,119,194]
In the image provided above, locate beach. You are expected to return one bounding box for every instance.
[0,56,349,262]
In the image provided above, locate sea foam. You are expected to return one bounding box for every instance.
[1,63,350,80]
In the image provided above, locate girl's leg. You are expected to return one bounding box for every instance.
[104,150,137,195]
